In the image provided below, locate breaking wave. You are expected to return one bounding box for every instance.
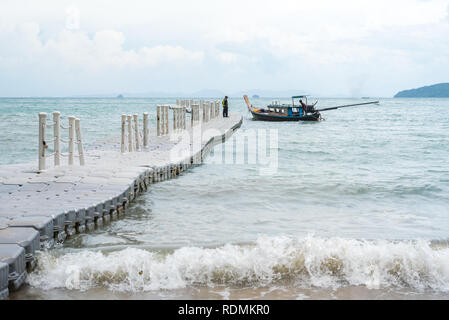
[27,236,449,293]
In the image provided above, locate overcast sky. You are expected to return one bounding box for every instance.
[1,0,449,97]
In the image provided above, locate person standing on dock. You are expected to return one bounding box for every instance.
[222,96,229,117]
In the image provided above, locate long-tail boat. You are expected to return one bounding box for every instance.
[243,95,379,122]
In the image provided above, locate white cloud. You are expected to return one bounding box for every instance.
[0,22,205,95]
[139,45,204,67]
[217,52,239,64]
[1,0,449,96]
[10,27,204,70]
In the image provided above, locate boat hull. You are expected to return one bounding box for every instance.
[249,110,320,122]
[243,94,321,122]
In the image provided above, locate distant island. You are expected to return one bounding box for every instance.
[394,83,449,98]
[116,94,124,99]
[252,94,260,98]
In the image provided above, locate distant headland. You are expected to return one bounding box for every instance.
[394,83,449,98]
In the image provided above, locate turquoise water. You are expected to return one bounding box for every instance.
[2,97,449,299]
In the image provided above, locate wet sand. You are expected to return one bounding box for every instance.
[9,284,449,300]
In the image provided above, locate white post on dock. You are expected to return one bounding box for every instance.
[191,104,197,126]
[176,108,179,131]
[173,108,177,131]
[38,112,47,171]
[127,115,133,152]
[157,106,161,137]
[162,106,166,134]
[202,103,205,122]
[164,106,169,135]
[53,111,60,166]
[121,114,126,153]
[210,102,213,119]
[165,106,169,134]
[179,108,182,130]
[180,107,183,129]
[68,116,76,165]
[133,114,140,151]
[75,118,85,166]
[183,106,186,129]
[210,101,214,119]
[164,106,168,135]
[207,102,210,122]
[208,102,211,120]
[195,105,198,123]
[161,106,165,135]
[143,112,149,147]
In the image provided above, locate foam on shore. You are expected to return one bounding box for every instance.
[27,235,449,293]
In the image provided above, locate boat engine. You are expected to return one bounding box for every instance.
[305,105,316,113]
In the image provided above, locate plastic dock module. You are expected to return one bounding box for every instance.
[0,262,8,300]
[86,204,104,225]
[49,213,67,241]
[0,244,27,291]
[0,228,40,270]
[77,208,95,231]
[64,210,77,237]
[7,216,54,247]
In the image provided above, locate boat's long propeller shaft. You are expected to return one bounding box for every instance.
[315,101,379,112]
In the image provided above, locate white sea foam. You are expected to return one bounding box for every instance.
[27,236,449,293]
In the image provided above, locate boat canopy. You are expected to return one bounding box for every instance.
[292,95,308,99]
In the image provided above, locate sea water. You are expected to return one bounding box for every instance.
[2,97,449,299]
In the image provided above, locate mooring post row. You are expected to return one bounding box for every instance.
[38,112,85,171]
